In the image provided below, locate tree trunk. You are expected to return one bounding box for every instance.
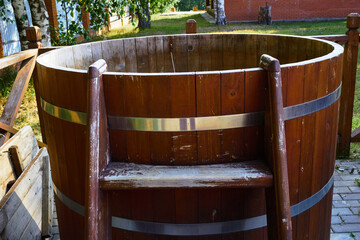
[28,0,51,46]
[138,0,151,29]
[214,0,226,25]
[11,0,30,50]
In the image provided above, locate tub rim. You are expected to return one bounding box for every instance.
[36,32,344,76]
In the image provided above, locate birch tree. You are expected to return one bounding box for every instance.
[28,0,51,46]
[11,0,29,49]
[214,0,226,25]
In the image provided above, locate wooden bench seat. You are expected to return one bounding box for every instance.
[99,160,273,190]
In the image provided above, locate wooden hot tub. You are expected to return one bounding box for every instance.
[36,33,343,239]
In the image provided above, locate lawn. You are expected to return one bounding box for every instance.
[104,12,348,39]
[2,12,359,156]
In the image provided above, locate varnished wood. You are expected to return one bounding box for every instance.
[261,54,292,240]
[338,13,360,155]
[84,59,111,240]
[186,19,197,34]
[0,31,3,58]
[35,33,343,240]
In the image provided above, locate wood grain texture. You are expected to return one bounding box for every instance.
[0,147,49,240]
[0,126,39,199]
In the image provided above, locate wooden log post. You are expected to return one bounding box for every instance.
[0,31,4,58]
[337,13,360,156]
[25,26,47,144]
[81,7,91,31]
[26,26,43,49]
[186,19,197,34]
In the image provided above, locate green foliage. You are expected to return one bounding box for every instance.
[0,0,14,23]
[175,0,205,11]
[150,0,180,13]
[0,67,17,98]
[355,178,360,186]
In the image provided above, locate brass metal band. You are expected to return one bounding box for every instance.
[40,98,87,125]
[41,84,341,131]
[53,174,334,235]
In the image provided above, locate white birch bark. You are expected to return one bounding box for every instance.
[215,0,226,25]
[28,0,50,46]
[11,0,29,50]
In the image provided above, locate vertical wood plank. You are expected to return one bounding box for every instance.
[222,34,235,70]
[155,36,165,72]
[210,34,223,71]
[199,35,211,71]
[196,71,221,240]
[124,75,150,163]
[171,74,197,164]
[101,40,125,72]
[285,65,304,239]
[308,59,329,240]
[245,35,257,68]
[123,38,137,72]
[163,36,173,72]
[104,74,127,162]
[91,42,103,64]
[171,73,197,240]
[296,62,318,240]
[244,70,266,160]
[243,69,266,240]
[136,38,149,73]
[220,71,245,161]
[234,35,246,69]
[147,37,157,73]
[220,70,245,240]
[187,35,200,72]
[173,35,188,72]
[196,72,221,164]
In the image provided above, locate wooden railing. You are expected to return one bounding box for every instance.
[0,27,48,148]
[312,13,360,156]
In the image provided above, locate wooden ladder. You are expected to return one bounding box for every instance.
[84,54,292,240]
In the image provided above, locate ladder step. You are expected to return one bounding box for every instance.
[99,160,273,190]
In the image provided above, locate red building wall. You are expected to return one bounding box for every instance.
[225,0,360,22]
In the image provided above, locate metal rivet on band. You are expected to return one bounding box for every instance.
[52,174,334,236]
[41,84,341,131]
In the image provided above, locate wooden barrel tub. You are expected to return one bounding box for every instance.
[36,33,343,239]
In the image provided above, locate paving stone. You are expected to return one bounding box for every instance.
[349,186,360,193]
[330,233,360,239]
[333,194,343,201]
[341,215,360,224]
[334,187,352,194]
[341,175,360,181]
[350,207,360,215]
[331,224,360,233]
[333,200,360,208]
[341,193,360,200]
[51,234,60,240]
[332,207,353,216]
[332,216,343,224]
[334,175,342,181]
[335,181,359,187]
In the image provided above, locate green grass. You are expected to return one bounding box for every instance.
[102,12,347,40]
[0,67,41,140]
